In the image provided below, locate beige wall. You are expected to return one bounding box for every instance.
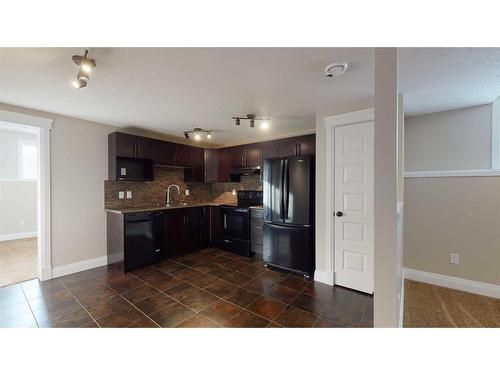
[50,115,117,267]
[405,105,492,171]
[404,176,500,285]
[0,103,118,268]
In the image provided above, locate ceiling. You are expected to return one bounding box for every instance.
[0,48,499,146]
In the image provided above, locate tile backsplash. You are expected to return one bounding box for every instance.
[105,166,262,209]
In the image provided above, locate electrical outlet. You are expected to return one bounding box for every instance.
[185,189,190,196]
[118,191,125,199]
[450,253,460,265]
[126,191,132,199]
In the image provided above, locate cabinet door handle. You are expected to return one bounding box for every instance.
[223,214,227,229]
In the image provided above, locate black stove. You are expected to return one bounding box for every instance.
[219,190,262,256]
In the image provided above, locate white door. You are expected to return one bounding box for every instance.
[334,122,374,294]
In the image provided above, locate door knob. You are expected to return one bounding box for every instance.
[336,211,343,217]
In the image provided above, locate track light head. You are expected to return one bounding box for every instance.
[235,118,240,126]
[184,132,190,139]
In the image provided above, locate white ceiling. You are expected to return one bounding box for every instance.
[0,48,499,145]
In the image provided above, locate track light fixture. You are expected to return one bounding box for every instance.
[183,128,214,141]
[71,49,96,89]
[232,114,270,128]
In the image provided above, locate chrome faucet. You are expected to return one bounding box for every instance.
[165,184,180,207]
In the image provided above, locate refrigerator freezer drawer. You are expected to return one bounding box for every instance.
[263,222,314,276]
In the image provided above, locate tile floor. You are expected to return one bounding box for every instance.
[0,247,373,328]
[0,237,37,288]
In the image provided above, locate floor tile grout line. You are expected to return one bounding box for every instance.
[58,280,102,328]
[19,281,39,328]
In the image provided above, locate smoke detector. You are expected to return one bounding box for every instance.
[324,62,348,78]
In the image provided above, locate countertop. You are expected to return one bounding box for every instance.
[106,202,222,214]
[105,202,264,214]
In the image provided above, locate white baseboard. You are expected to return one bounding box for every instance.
[52,256,108,279]
[0,231,37,241]
[404,268,500,299]
[314,270,334,286]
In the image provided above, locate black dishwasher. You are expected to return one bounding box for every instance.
[124,211,163,271]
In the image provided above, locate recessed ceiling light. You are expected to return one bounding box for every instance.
[324,62,348,78]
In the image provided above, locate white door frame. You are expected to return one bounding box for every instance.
[0,109,53,281]
[323,108,374,287]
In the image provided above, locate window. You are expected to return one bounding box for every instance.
[17,139,38,180]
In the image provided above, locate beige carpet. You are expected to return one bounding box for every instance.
[0,237,37,288]
[404,279,500,328]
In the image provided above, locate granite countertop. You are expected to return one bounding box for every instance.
[106,201,228,214]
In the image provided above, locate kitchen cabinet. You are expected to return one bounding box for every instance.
[163,209,184,254]
[276,137,299,157]
[261,140,276,159]
[163,207,201,253]
[229,145,247,167]
[183,207,202,251]
[153,140,177,165]
[176,143,192,167]
[210,206,220,246]
[204,149,218,182]
[246,143,262,167]
[275,134,316,157]
[136,136,153,159]
[110,132,153,160]
[228,143,261,168]
[108,132,154,181]
[298,134,316,156]
[187,147,205,182]
[201,206,211,247]
[217,148,231,182]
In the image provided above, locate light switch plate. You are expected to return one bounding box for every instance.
[450,253,460,265]
[185,189,190,196]
[118,191,125,199]
[126,191,132,199]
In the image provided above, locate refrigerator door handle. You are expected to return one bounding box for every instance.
[284,158,289,220]
[279,158,285,221]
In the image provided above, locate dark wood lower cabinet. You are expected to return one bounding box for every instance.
[163,207,208,255]
[210,206,220,246]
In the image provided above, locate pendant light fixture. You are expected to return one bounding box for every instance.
[71,49,97,89]
[232,114,270,128]
[184,128,214,141]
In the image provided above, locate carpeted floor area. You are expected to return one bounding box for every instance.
[404,279,500,327]
[0,237,37,288]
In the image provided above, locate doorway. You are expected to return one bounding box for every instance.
[0,123,39,287]
[0,109,52,286]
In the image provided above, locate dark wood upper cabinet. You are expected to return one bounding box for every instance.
[204,149,218,182]
[217,148,231,182]
[246,143,262,167]
[136,136,153,160]
[298,134,316,156]
[229,145,246,167]
[276,137,299,157]
[261,140,277,160]
[176,144,192,167]
[153,140,177,165]
[189,147,205,182]
[113,132,139,158]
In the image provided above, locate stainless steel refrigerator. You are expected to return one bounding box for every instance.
[263,155,315,277]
